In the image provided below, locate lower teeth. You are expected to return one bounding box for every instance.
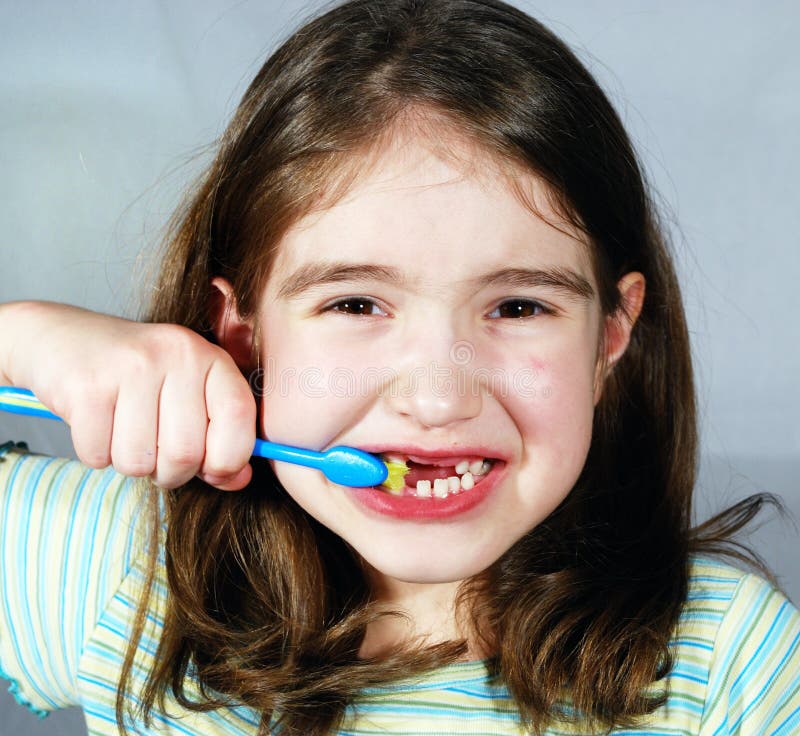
[398,466,491,497]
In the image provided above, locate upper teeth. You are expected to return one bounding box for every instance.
[383,454,491,475]
[455,459,489,475]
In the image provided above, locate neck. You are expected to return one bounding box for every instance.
[357,567,491,661]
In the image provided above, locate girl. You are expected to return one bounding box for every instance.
[1,1,798,735]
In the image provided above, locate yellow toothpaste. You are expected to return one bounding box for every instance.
[380,460,410,491]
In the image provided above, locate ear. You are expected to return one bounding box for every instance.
[593,271,646,405]
[208,276,256,371]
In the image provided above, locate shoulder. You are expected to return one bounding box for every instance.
[0,442,151,550]
[0,441,163,611]
[685,554,769,611]
[681,553,798,658]
[685,553,796,621]
[683,554,800,733]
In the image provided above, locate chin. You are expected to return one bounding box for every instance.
[360,546,492,585]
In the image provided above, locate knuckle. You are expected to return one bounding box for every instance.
[158,444,203,469]
[224,393,256,424]
[69,375,109,408]
[153,324,207,363]
[123,347,157,379]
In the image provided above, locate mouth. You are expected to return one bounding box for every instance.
[378,451,501,499]
[346,449,508,521]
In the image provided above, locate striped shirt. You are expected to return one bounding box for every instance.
[1,442,798,735]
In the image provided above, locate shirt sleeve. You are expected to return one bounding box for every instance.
[0,443,147,718]
[700,568,800,735]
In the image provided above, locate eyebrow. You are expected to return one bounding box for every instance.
[277,261,594,302]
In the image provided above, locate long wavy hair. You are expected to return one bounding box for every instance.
[118,1,786,734]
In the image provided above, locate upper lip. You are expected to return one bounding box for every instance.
[354,443,509,465]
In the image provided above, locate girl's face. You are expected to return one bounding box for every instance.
[243,132,636,588]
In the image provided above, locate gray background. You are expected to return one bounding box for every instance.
[1,1,798,733]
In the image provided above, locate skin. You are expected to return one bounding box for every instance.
[210,128,645,658]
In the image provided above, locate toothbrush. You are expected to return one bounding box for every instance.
[0,386,409,489]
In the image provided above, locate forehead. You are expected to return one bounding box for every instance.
[269,122,594,292]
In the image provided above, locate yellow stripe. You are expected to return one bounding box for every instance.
[3,396,48,410]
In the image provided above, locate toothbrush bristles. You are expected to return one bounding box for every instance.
[381,461,410,491]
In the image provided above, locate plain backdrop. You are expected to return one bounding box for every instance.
[1,2,798,734]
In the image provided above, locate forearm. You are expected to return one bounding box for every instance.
[0,300,38,386]
[0,300,84,387]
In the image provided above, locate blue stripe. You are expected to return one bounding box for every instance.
[686,592,737,601]
[120,477,141,577]
[441,685,515,700]
[669,670,708,686]
[354,701,522,720]
[690,575,742,584]
[678,612,725,624]
[93,620,159,656]
[669,638,715,651]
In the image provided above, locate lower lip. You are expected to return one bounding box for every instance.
[346,461,507,521]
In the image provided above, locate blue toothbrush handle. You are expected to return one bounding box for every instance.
[0,387,387,487]
[0,387,61,419]
[252,439,387,487]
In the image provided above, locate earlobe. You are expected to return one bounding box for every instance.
[208,276,256,370]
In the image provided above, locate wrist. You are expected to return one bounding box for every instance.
[0,300,50,386]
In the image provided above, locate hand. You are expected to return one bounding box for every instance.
[0,301,256,490]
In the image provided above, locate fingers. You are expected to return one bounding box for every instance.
[31,315,258,492]
[110,371,162,478]
[69,386,116,469]
[109,357,255,491]
[149,369,209,489]
[198,356,256,490]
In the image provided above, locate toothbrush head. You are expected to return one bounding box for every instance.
[381,460,410,491]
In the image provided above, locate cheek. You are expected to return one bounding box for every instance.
[508,351,596,463]
[257,322,380,447]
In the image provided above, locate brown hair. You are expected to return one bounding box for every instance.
[118,1,787,734]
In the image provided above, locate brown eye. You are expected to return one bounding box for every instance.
[324,298,384,316]
[489,299,550,319]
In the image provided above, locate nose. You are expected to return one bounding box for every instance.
[383,329,483,429]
